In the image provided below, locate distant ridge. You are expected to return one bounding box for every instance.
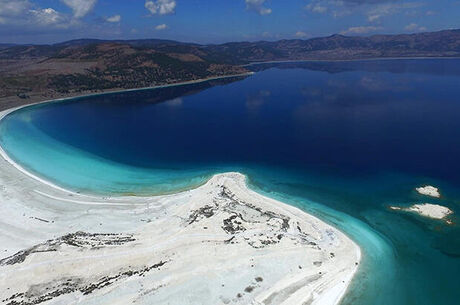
[2,28,460,62]
[201,29,460,64]
[1,28,460,106]
[0,43,17,50]
[54,38,197,48]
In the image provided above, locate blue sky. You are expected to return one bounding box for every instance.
[1,0,459,44]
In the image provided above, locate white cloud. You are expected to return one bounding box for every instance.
[245,0,272,15]
[106,14,121,23]
[155,23,167,30]
[366,2,424,22]
[0,0,31,17]
[0,0,70,28]
[305,3,328,14]
[30,8,64,25]
[367,14,380,22]
[341,26,382,35]
[295,31,310,38]
[60,0,97,18]
[304,1,425,22]
[145,0,176,15]
[405,23,426,32]
[304,0,353,18]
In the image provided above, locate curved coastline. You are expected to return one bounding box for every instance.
[0,107,84,196]
[0,71,255,112]
[0,72,254,197]
[0,96,361,305]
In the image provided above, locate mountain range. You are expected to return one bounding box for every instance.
[1,29,459,107]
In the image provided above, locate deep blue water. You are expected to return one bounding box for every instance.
[1,59,460,304]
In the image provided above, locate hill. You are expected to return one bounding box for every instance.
[0,41,247,106]
[1,29,459,106]
[204,29,460,63]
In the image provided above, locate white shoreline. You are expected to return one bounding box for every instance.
[0,98,360,305]
[0,71,254,197]
[0,109,82,195]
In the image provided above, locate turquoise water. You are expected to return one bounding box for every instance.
[1,59,459,304]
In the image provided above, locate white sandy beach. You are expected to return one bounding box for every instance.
[0,106,361,305]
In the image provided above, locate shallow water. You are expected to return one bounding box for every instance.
[1,59,459,304]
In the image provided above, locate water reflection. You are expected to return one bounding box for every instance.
[246,90,271,110]
[248,59,460,76]
[69,75,250,107]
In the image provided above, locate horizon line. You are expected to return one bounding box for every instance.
[2,28,458,47]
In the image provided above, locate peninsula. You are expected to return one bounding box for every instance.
[0,153,360,305]
[0,103,360,305]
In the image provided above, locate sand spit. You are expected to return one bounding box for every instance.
[0,110,360,305]
[390,204,453,224]
[416,185,440,198]
[0,171,361,305]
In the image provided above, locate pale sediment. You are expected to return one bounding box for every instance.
[0,112,360,305]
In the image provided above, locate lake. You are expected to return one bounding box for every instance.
[1,59,459,304]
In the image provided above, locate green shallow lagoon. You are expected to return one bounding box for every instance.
[1,60,459,304]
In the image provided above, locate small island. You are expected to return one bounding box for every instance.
[390,203,453,224]
[416,185,441,198]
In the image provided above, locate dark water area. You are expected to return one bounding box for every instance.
[19,60,460,181]
[1,59,460,304]
[248,58,460,76]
